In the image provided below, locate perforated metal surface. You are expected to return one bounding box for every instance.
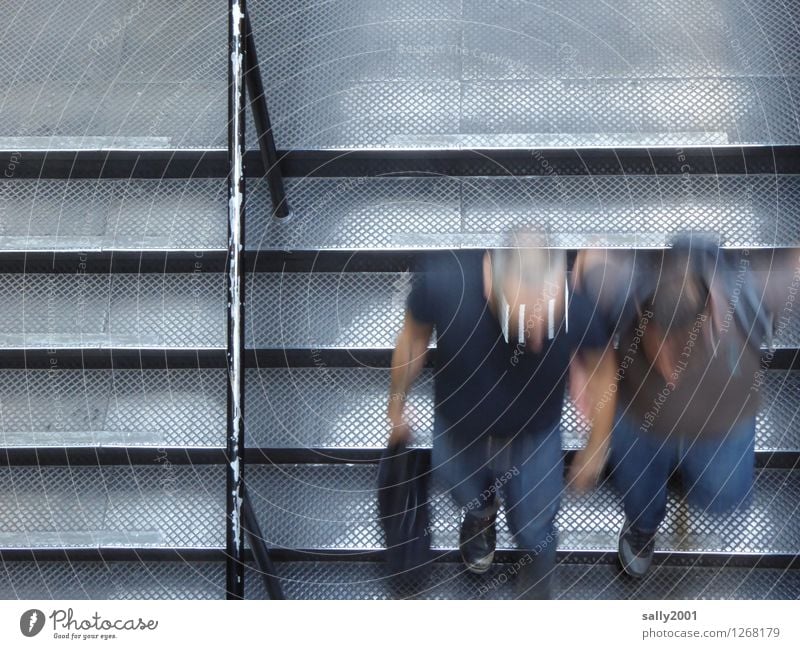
[0,178,226,251]
[246,270,800,350]
[246,272,410,350]
[0,273,225,348]
[0,561,225,599]
[0,465,224,548]
[251,0,800,148]
[2,1,799,148]
[0,368,226,447]
[0,1,226,148]
[249,175,800,251]
[250,560,800,600]
[245,367,433,449]
[246,367,800,453]
[247,464,800,555]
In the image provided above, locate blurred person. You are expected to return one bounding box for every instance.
[571,234,798,578]
[387,231,616,598]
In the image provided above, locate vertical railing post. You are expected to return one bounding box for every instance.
[244,13,291,219]
[226,0,247,600]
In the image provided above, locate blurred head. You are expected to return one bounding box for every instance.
[482,231,567,353]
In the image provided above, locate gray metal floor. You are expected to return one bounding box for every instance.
[6,175,800,254]
[0,368,226,447]
[0,179,226,252]
[254,0,800,148]
[250,175,800,251]
[0,560,225,599]
[246,367,800,453]
[0,465,224,549]
[246,271,800,350]
[247,464,800,555]
[0,273,225,349]
[2,1,799,148]
[248,560,800,600]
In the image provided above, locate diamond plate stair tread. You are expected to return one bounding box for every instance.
[249,175,800,251]
[0,179,226,251]
[0,368,226,447]
[1,1,226,148]
[5,175,799,254]
[253,0,800,148]
[249,560,800,600]
[0,273,225,349]
[247,368,800,453]
[247,464,800,555]
[246,271,800,350]
[3,1,800,148]
[0,465,225,549]
[0,561,225,599]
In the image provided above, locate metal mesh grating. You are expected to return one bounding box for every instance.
[250,175,800,251]
[246,367,800,453]
[247,464,800,555]
[246,272,410,350]
[2,1,798,148]
[247,177,462,251]
[0,178,226,251]
[0,368,226,447]
[0,560,225,599]
[245,270,800,350]
[252,560,800,600]
[0,1,227,148]
[246,367,434,449]
[460,175,800,249]
[0,465,225,548]
[0,273,225,348]
[252,0,800,148]
[460,0,800,81]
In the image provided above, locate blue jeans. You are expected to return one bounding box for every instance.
[609,408,756,534]
[431,417,563,555]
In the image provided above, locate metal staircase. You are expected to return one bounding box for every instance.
[1,0,799,599]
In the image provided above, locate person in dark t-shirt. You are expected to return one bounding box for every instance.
[387,234,616,598]
[572,236,799,579]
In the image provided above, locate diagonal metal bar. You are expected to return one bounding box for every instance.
[242,485,285,599]
[244,12,290,218]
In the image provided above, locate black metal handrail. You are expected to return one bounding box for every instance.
[226,0,288,600]
[225,0,247,600]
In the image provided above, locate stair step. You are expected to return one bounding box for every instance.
[247,464,800,555]
[255,0,800,149]
[3,2,799,150]
[5,175,797,256]
[0,560,225,599]
[0,178,226,252]
[247,367,800,455]
[0,465,224,549]
[1,0,226,149]
[0,273,225,349]
[0,368,226,448]
[246,271,800,350]
[249,175,800,252]
[249,559,800,600]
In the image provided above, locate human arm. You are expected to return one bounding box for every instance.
[567,342,618,493]
[387,310,433,445]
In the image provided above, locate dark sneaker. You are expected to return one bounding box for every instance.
[459,509,497,574]
[618,517,656,578]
